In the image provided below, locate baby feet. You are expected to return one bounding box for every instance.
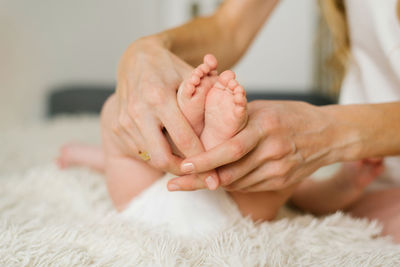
[176,54,247,155]
[177,54,247,151]
[177,54,218,136]
[200,70,248,150]
[178,55,247,152]
[57,143,105,172]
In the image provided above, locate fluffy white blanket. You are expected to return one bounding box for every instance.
[1,116,400,266]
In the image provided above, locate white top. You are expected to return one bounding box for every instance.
[340,0,400,187]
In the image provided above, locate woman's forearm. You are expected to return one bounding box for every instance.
[150,0,280,70]
[323,102,400,162]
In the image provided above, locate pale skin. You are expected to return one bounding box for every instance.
[59,55,383,222]
[62,0,400,240]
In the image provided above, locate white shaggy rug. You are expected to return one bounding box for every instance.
[1,116,400,266]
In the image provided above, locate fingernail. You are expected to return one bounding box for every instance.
[168,184,180,191]
[181,162,194,173]
[206,176,218,190]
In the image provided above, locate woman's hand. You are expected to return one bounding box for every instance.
[112,36,220,189]
[168,100,344,191]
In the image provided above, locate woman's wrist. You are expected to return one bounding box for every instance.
[320,104,368,163]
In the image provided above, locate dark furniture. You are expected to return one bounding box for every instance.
[47,85,335,117]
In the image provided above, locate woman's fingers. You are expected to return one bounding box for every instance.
[167,174,207,191]
[107,96,147,159]
[216,138,277,186]
[179,122,262,174]
[115,40,195,168]
[160,105,220,189]
[117,115,147,154]
[117,80,221,188]
[135,114,184,174]
[167,169,220,191]
[218,136,298,186]
[159,104,205,158]
[239,178,288,192]
[224,159,294,191]
[217,156,258,187]
[117,92,187,173]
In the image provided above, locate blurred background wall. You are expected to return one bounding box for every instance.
[0,0,318,128]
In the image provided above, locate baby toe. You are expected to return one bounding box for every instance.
[204,54,218,70]
[190,74,201,85]
[234,85,245,95]
[218,70,236,87]
[228,79,239,91]
[193,68,204,78]
[199,63,211,74]
[234,86,246,105]
[234,94,246,106]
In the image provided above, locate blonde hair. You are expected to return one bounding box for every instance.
[319,0,400,93]
[398,0,400,21]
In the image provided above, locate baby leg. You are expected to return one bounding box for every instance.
[229,186,298,221]
[57,138,160,211]
[105,154,163,211]
[291,160,383,215]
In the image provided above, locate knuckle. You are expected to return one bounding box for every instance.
[230,140,246,160]
[277,178,288,189]
[143,86,167,106]
[260,112,281,133]
[110,119,121,136]
[268,140,291,160]
[151,154,169,170]
[276,167,289,179]
[270,179,285,190]
[219,169,234,186]
[222,185,234,191]
[112,124,121,135]
[271,161,290,178]
[127,105,140,119]
[175,133,194,150]
[279,175,289,187]
[118,114,132,129]
[273,140,286,155]
[154,159,168,170]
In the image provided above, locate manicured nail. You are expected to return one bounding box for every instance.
[168,184,180,191]
[205,176,218,190]
[181,162,194,173]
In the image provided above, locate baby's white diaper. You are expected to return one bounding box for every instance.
[120,173,242,237]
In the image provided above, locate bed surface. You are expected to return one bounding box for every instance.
[1,116,400,266]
